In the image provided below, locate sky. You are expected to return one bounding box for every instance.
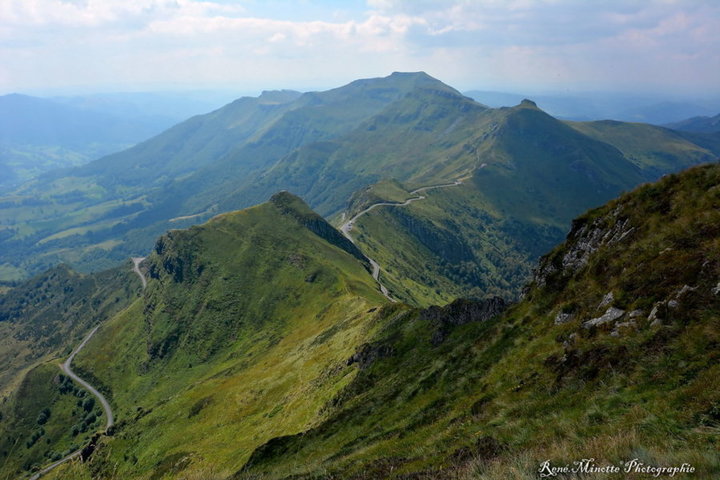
[1,0,719,96]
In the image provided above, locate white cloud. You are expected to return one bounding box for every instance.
[0,0,717,94]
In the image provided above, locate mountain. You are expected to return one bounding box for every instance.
[465,90,720,124]
[330,100,717,306]
[0,192,385,478]
[2,164,719,479]
[568,120,720,178]
[0,73,470,279]
[0,73,717,292]
[230,163,720,480]
[0,94,184,189]
[665,113,720,133]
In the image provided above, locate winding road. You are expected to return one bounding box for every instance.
[29,257,147,480]
[340,179,464,302]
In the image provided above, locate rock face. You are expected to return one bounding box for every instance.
[583,307,625,329]
[347,342,394,370]
[534,207,634,287]
[421,297,507,345]
[554,312,573,325]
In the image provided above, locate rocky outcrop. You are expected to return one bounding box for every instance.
[534,206,635,287]
[583,307,625,329]
[421,297,507,345]
[346,342,395,370]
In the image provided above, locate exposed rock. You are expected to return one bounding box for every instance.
[583,307,625,329]
[533,209,634,287]
[421,297,507,345]
[554,312,573,325]
[667,300,680,310]
[648,302,665,323]
[562,332,579,348]
[598,292,614,310]
[628,309,645,319]
[713,282,720,295]
[347,342,394,370]
[611,320,637,337]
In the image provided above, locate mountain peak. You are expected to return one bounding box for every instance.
[518,98,538,108]
[269,191,370,267]
[258,89,303,105]
[388,71,432,79]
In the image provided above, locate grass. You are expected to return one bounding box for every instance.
[0,363,104,478]
[63,195,390,478]
[3,164,719,478]
[230,165,720,479]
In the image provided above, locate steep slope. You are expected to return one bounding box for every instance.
[0,263,140,393]
[4,166,720,479]
[0,263,140,477]
[221,79,487,216]
[0,73,452,280]
[10,193,391,479]
[339,101,651,306]
[569,120,720,178]
[234,164,720,480]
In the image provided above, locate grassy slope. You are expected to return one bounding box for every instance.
[239,84,492,218]
[1,75,717,283]
[0,74,449,280]
[0,364,106,477]
[0,263,139,477]
[568,120,719,177]
[0,263,139,395]
[347,182,542,307]
[239,164,720,479]
[342,102,650,307]
[51,194,390,479]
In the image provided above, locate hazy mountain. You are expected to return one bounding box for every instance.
[665,113,720,133]
[0,93,186,189]
[0,73,717,286]
[50,90,249,126]
[465,90,720,124]
[2,165,718,478]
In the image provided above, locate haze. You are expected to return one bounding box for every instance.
[1,0,719,97]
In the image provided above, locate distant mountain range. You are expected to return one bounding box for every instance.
[0,94,167,189]
[0,72,719,479]
[665,112,720,133]
[465,89,720,124]
[0,73,717,308]
[0,91,239,190]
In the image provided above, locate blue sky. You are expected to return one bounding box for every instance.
[1,0,718,96]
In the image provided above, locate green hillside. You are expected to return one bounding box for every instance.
[338,101,656,307]
[0,73,456,280]
[569,120,720,177]
[234,164,720,479]
[0,263,139,476]
[3,164,717,480]
[1,74,717,284]
[8,193,386,479]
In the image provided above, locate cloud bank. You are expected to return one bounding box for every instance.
[1,0,718,94]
